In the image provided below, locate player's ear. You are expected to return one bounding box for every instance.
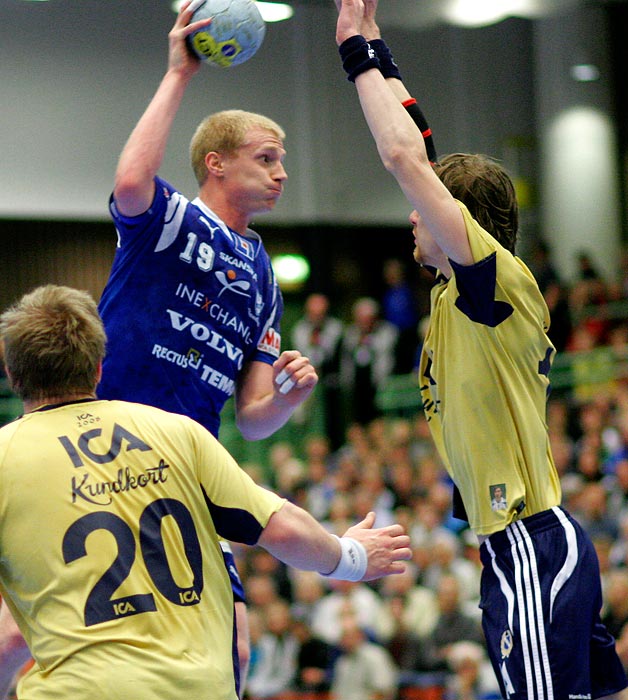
[205,151,224,177]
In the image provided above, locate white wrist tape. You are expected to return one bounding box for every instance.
[321,535,368,582]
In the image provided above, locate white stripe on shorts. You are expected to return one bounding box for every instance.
[508,519,554,700]
[548,506,578,623]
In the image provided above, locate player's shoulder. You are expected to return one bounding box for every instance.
[0,416,24,449]
[153,176,184,202]
[116,398,189,418]
[106,399,205,435]
[108,401,221,461]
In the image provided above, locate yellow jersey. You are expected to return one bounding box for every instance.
[419,202,561,536]
[0,399,284,699]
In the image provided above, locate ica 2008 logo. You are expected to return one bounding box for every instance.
[58,423,152,467]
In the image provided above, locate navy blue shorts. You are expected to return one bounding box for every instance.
[479,507,627,700]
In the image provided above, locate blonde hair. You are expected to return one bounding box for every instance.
[0,285,106,401]
[190,109,285,185]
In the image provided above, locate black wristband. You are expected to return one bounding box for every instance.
[403,98,438,163]
[338,35,381,83]
[369,38,402,81]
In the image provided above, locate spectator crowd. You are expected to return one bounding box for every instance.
[234,246,628,700]
[236,382,628,699]
[6,247,628,700]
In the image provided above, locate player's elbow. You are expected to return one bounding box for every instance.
[381,139,425,176]
[237,427,262,442]
[113,171,155,218]
[235,418,271,442]
[114,170,145,202]
[259,503,303,551]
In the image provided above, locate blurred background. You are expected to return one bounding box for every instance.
[0,0,626,298]
[4,4,628,698]
[2,0,628,450]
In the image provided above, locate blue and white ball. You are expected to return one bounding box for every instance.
[187,0,266,68]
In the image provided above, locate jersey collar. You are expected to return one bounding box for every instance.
[30,397,100,413]
[191,198,261,254]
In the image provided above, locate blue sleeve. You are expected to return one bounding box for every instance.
[108,177,172,241]
[249,251,284,365]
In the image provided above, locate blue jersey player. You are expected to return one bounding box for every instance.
[97,2,318,693]
[334,0,628,698]
[100,1,317,440]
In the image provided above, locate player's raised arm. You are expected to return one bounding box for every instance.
[357,0,437,163]
[334,0,471,266]
[112,1,211,217]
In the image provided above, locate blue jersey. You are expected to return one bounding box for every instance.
[98,177,283,438]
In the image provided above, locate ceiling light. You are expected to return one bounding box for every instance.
[256,2,293,22]
[444,0,508,27]
[444,0,547,27]
[171,1,293,22]
[570,63,600,82]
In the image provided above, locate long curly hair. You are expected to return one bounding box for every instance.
[433,153,519,254]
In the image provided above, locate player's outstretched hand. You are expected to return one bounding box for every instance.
[273,350,318,404]
[361,0,381,40]
[334,0,366,45]
[343,511,412,581]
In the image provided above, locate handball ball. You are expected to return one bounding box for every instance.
[187,0,266,68]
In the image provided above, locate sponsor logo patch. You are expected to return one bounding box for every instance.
[258,327,281,357]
